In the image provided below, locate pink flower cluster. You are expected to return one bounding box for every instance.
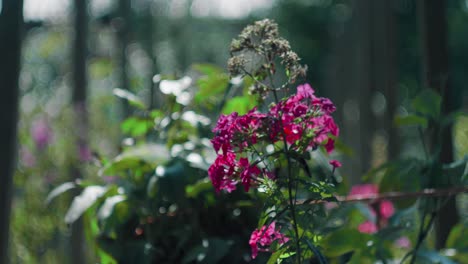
[208,83,339,193]
[348,184,395,234]
[249,222,289,259]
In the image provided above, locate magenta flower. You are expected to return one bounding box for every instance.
[329,159,342,169]
[208,152,238,193]
[349,184,396,234]
[349,184,379,198]
[379,200,395,219]
[239,158,261,192]
[208,83,339,192]
[249,221,289,259]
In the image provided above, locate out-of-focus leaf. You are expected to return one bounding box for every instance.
[97,195,126,221]
[321,228,371,257]
[99,144,168,176]
[417,249,458,264]
[394,114,428,128]
[446,223,468,249]
[222,96,256,115]
[377,159,422,202]
[443,156,468,185]
[113,88,146,109]
[147,175,158,198]
[90,58,114,79]
[267,248,287,264]
[121,117,153,137]
[305,239,327,264]
[411,89,442,119]
[65,186,107,224]
[46,182,76,205]
[194,64,229,104]
[182,238,232,264]
[185,178,212,198]
[98,249,118,264]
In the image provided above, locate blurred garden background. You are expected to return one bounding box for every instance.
[0,0,467,263]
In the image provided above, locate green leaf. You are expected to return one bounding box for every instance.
[321,228,371,257]
[267,248,287,264]
[99,144,168,176]
[147,175,158,198]
[394,114,428,128]
[113,88,146,109]
[90,58,114,79]
[185,178,212,198]
[305,239,327,264]
[121,117,153,137]
[411,89,442,119]
[192,63,224,76]
[46,182,76,205]
[98,249,118,264]
[65,186,107,224]
[222,96,256,115]
[443,156,468,185]
[446,223,468,249]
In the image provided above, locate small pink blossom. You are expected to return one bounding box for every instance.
[249,222,289,259]
[31,118,53,150]
[358,220,378,234]
[379,200,395,219]
[349,184,379,198]
[329,159,342,169]
[395,236,411,249]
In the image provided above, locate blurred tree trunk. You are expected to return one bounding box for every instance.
[354,0,374,177]
[370,1,399,162]
[140,2,160,109]
[418,0,459,249]
[117,0,131,118]
[70,0,88,263]
[0,1,23,263]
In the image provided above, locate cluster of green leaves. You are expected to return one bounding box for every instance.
[48,65,273,263]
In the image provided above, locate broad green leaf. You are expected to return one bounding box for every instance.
[267,248,287,264]
[65,186,107,224]
[411,89,442,119]
[446,223,468,249]
[99,143,168,176]
[394,114,428,128]
[45,182,76,205]
[222,96,256,115]
[113,88,146,109]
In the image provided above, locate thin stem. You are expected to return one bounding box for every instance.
[418,126,429,160]
[270,87,302,263]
